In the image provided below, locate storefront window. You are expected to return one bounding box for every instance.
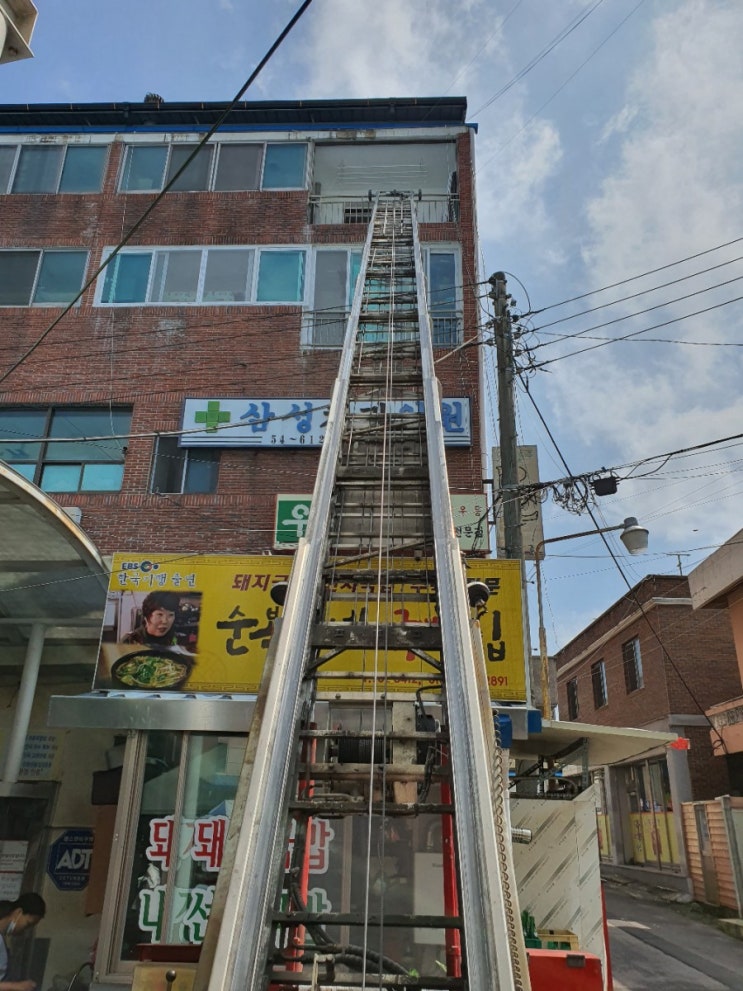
[119,731,244,961]
[105,713,454,979]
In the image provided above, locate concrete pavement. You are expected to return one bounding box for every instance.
[603,874,743,990]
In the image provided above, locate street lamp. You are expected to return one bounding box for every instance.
[535,517,649,719]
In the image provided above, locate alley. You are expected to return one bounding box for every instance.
[604,878,743,990]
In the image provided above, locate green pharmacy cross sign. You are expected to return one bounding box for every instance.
[194,401,231,433]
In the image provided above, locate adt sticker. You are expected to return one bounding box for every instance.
[47,829,94,892]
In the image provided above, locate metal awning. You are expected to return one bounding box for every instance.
[0,463,108,647]
[510,717,676,767]
[48,691,257,732]
[48,691,676,769]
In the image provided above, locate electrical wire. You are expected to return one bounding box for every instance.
[0,0,316,388]
[519,374,728,751]
[521,235,743,317]
[532,253,743,333]
[475,0,646,174]
[533,291,743,367]
[529,272,743,350]
[471,0,606,117]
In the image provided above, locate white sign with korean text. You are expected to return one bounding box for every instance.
[180,397,471,448]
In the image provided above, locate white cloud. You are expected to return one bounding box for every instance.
[544,0,743,549]
[293,0,505,98]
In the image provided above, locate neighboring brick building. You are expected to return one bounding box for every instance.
[554,573,740,879]
[688,529,743,787]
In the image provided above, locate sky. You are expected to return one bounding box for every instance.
[3,0,743,658]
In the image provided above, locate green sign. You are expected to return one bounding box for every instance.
[274,495,312,547]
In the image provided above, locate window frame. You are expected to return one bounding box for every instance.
[303,244,463,348]
[97,245,307,307]
[566,677,579,720]
[622,636,644,694]
[0,142,108,194]
[0,249,88,307]
[150,436,220,494]
[591,659,608,709]
[96,730,246,978]
[0,405,131,493]
[119,140,308,194]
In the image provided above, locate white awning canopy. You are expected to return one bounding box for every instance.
[511,717,675,767]
[0,463,107,647]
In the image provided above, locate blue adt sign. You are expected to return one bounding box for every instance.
[47,829,94,892]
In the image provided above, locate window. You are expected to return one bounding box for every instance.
[310,249,362,345]
[622,636,644,693]
[213,144,262,190]
[591,660,608,709]
[256,250,305,303]
[428,250,460,345]
[262,143,306,188]
[0,250,87,306]
[115,731,245,961]
[566,678,579,720]
[305,246,461,347]
[99,247,304,305]
[151,437,219,494]
[0,406,131,492]
[120,141,307,192]
[0,144,107,193]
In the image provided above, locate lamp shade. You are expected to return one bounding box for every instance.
[619,517,649,555]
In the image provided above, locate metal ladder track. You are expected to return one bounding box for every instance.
[202,195,528,991]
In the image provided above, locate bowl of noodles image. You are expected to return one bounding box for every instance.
[111,649,193,690]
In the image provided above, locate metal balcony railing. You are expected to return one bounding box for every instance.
[308,193,460,225]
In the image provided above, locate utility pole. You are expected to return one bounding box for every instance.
[490,272,523,562]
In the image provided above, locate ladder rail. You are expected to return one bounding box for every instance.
[412,198,526,990]
[204,201,381,991]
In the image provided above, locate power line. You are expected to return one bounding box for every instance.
[475,0,646,174]
[0,0,316,388]
[533,291,743,367]
[518,373,728,750]
[531,252,743,332]
[529,272,743,351]
[471,0,606,116]
[520,235,743,317]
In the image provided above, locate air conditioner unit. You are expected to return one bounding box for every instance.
[0,0,37,65]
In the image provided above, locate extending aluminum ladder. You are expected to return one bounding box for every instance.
[199,194,530,991]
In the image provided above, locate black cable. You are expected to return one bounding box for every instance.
[533,253,743,333]
[530,273,743,351]
[521,235,743,317]
[475,0,646,176]
[519,374,728,752]
[472,0,606,116]
[0,0,316,388]
[534,291,743,367]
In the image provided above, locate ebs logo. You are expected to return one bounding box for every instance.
[121,560,160,572]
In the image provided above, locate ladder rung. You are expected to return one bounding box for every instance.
[288,800,454,815]
[310,623,441,650]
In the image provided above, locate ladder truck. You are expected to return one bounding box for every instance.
[191,194,606,991]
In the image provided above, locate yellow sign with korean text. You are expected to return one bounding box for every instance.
[94,554,525,701]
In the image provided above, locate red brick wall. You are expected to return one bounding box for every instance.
[680,723,733,799]
[0,128,483,557]
[555,575,739,800]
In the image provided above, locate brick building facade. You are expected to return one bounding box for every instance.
[554,573,740,876]
[0,98,484,560]
[0,97,492,986]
